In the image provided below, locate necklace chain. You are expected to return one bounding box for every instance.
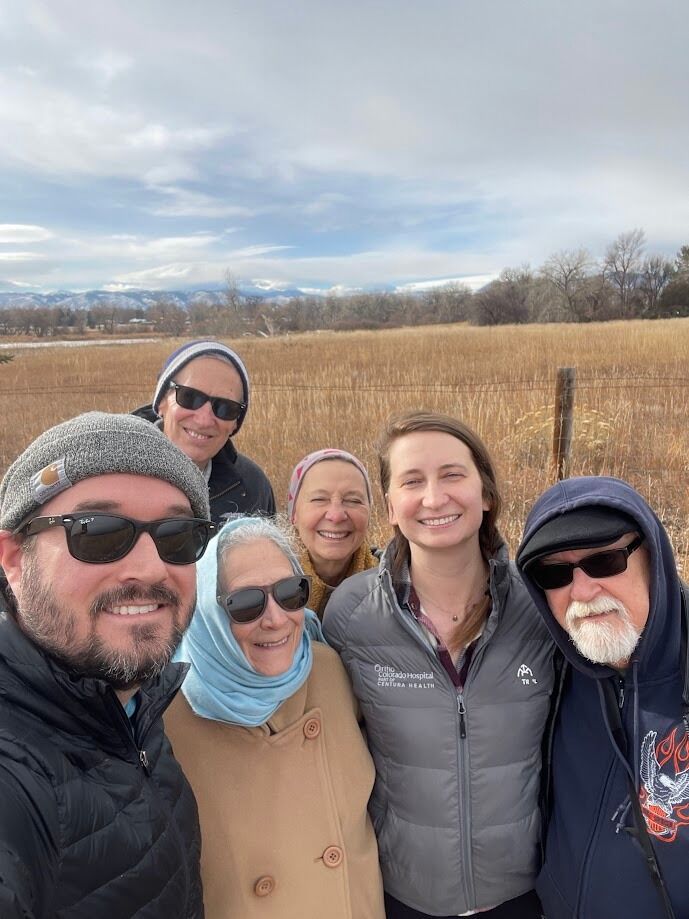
[417,581,490,622]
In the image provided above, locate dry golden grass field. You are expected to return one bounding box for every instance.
[1,318,688,576]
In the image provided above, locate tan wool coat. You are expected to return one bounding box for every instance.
[165,642,385,919]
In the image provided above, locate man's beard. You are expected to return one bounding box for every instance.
[17,553,195,690]
[564,594,641,666]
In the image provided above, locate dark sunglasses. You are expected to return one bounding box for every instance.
[17,513,215,565]
[528,534,644,591]
[169,382,246,422]
[218,575,311,624]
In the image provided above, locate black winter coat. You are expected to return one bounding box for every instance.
[132,404,276,526]
[0,614,203,918]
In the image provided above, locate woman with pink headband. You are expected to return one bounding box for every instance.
[287,449,378,619]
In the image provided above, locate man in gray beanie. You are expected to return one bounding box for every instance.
[133,339,276,525]
[0,412,214,918]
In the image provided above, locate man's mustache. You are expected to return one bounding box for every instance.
[565,595,628,624]
[90,583,181,616]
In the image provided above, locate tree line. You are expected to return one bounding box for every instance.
[2,231,688,339]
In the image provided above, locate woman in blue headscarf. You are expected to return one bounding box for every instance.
[165,516,384,919]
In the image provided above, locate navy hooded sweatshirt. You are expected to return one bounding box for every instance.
[516,476,688,919]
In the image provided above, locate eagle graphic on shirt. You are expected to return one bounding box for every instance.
[640,728,689,842]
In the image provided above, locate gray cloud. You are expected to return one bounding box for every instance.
[0,0,686,290]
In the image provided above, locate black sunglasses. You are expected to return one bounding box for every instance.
[169,382,246,422]
[528,535,644,591]
[218,575,311,624]
[18,513,216,565]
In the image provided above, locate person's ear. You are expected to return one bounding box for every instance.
[386,494,397,526]
[0,531,26,601]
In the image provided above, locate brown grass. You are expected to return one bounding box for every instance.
[1,318,688,576]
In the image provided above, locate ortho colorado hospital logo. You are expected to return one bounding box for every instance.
[375,664,435,690]
[517,664,538,686]
[640,727,689,842]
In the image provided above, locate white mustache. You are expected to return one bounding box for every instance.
[565,595,629,624]
[563,593,641,666]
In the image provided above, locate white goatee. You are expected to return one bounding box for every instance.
[564,595,641,666]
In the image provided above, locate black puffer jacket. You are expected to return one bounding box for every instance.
[132,404,276,526]
[0,613,203,918]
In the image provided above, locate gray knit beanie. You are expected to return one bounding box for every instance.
[0,412,210,531]
[151,340,250,433]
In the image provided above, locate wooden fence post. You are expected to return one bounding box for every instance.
[552,367,576,480]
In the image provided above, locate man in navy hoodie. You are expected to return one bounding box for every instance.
[517,476,688,919]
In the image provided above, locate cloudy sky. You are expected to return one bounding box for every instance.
[1,0,687,293]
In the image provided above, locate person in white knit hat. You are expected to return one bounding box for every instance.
[133,338,276,525]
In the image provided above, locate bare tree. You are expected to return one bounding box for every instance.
[472,266,534,325]
[540,248,591,320]
[277,296,324,332]
[579,272,617,321]
[224,270,243,315]
[603,229,645,315]
[639,255,673,316]
[188,298,242,337]
[420,283,472,324]
[148,299,188,336]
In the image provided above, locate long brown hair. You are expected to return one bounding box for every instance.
[377,410,503,651]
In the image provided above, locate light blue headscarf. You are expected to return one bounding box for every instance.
[175,516,325,727]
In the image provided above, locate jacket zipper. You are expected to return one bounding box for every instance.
[456,684,476,908]
[106,693,153,774]
[383,573,479,910]
[457,693,467,739]
[105,688,194,909]
[449,625,492,910]
[210,477,242,502]
[454,641,492,910]
[105,669,188,775]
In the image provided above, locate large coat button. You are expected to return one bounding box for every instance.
[322,845,343,867]
[303,717,321,739]
[254,876,275,897]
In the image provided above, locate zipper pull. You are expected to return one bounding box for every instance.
[139,749,151,774]
[611,797,631,833]
[618,678,625,709]
[458,694,467,739]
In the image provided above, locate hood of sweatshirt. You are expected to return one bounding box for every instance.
[516,475,682,685]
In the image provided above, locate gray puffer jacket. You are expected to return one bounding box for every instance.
[323,543,554,916]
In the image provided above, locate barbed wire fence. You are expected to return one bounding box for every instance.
[3,374,688,397]
[3,367,688,570]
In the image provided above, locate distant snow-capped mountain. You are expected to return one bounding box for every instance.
[0,284,306,310]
